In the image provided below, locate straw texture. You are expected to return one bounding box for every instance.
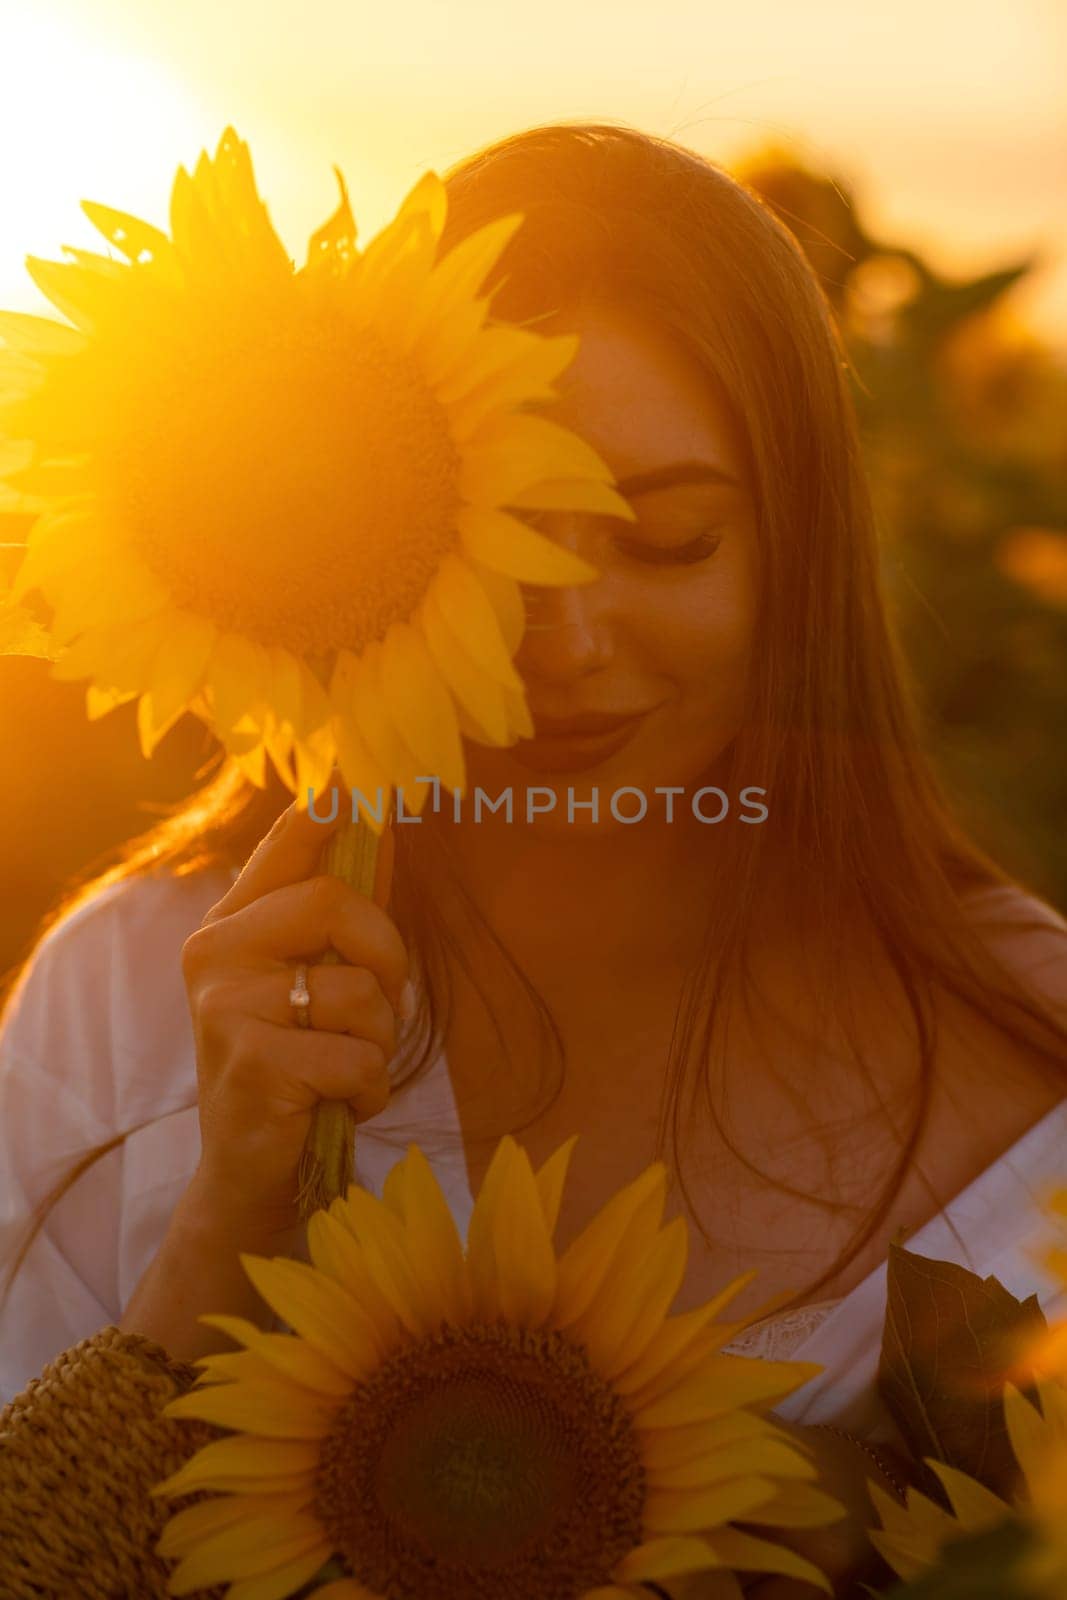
[0,1325,227,1599]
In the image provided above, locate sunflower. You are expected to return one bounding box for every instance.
[0,128,633,827]
[153,1136,841,1600]
[869,1377,1067,1597]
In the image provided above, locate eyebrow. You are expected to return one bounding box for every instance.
[614,460,740,496]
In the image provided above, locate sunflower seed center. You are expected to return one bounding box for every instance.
[314,1319,645,1599]
[103,299,461,656]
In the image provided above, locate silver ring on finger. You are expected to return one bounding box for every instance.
[289,962,313,1029]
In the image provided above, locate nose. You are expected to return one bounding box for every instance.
[514,572,613,685]
[511,511,613,682]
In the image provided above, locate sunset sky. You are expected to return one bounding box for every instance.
[1,0,1064,348]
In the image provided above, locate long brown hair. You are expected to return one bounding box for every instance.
[3,121,1065,1317]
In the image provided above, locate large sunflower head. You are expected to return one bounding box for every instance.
[869,1377,1067,1597]
[153,1135,840,1600]
[0,128,635,827]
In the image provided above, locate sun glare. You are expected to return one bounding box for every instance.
[0,10,200,320]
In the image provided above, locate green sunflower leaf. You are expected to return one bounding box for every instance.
[877,1244,1047,1502]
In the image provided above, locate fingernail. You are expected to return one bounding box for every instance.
[398,979,416,1023]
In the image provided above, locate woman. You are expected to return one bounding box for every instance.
[2,122,1066,1597]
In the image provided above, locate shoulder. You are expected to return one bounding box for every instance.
[4,867,233,1032]
[0,868,232,1126]
[959,880,1067,1016]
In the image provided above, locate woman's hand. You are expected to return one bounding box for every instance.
[181,792,410,1237]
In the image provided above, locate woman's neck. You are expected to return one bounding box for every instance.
[429,806,727,987]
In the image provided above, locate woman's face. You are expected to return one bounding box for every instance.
[461,300,759,832]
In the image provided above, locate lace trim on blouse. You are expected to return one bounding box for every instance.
[722,1297,842,1360]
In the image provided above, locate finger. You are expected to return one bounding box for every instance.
[242,965,398,1055]
[205,785,349,923]
[193,876,409,1007]
[243,1017,392,1123]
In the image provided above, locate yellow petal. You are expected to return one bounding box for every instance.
[146,608,217,718]
[81,198,181,279]
[614,1275,764,1403]
[507,476,637,522]
[232,739,270,787]
[436,326,573,406]
[224,1547,339,1600]
[643,1475,777,1533]
[740,1480,845,1529]
[354,171,447,321]
[158,1491,313,1558]
[0,350,42,410]
[197,1314,354,1399]
[926,1459,1011,1531]
[53,560,166,642]
[1003,1382,1050,1482]
[460,413,615,507]
[467,561,526,655]
[445,330,579,442]
[640,1411,784,1474]
[305,1206,404,1349]
[152,1436,319,1499]
[10,503,89,603]
[406,213,523,349]
[430,554,523,691]
[206,633,272,735]
[701,1526,833,1593]
[1035,1376,1067,1435]
[535,1135,579,1238]
[168,1518,329,1597]
[612,1534,721,1583]
[163,1378,336,1439]
[334,719,392,827]
[418,586,511,745]
[239,1253,385,1378]
[867,1481,953,1577]
[466,1136,558,1326]
[634,1356,823,1429]
[458,505,599,585]
[86,683,137,717]
[2,455,95,498]
[574,1218,689,1380]
[330,653,393,822]
[292,724,338,801]
[350,639,426,793]
[0,309,87,355]
[24,253,125,335]
[337,1184,438,1339]
[393,1145,473,1326]
[379,619,466,795]
[550,1163,667,1329]
[649,1437,816,1492]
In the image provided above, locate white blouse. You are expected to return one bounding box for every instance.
[2,868,1065,1433]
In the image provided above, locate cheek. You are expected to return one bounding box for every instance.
[635,549,757,700]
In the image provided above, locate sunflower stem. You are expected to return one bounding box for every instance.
[295,807,387,1220]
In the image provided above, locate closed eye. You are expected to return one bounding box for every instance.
[613,529,723,566]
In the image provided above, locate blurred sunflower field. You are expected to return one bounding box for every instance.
[741,148,1067,912]
[1,142,1065,975]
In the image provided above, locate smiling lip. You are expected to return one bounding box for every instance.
[529,710,645,737]
[512,709,648,774]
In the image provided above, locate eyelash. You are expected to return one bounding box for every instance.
[614,529,723,566]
